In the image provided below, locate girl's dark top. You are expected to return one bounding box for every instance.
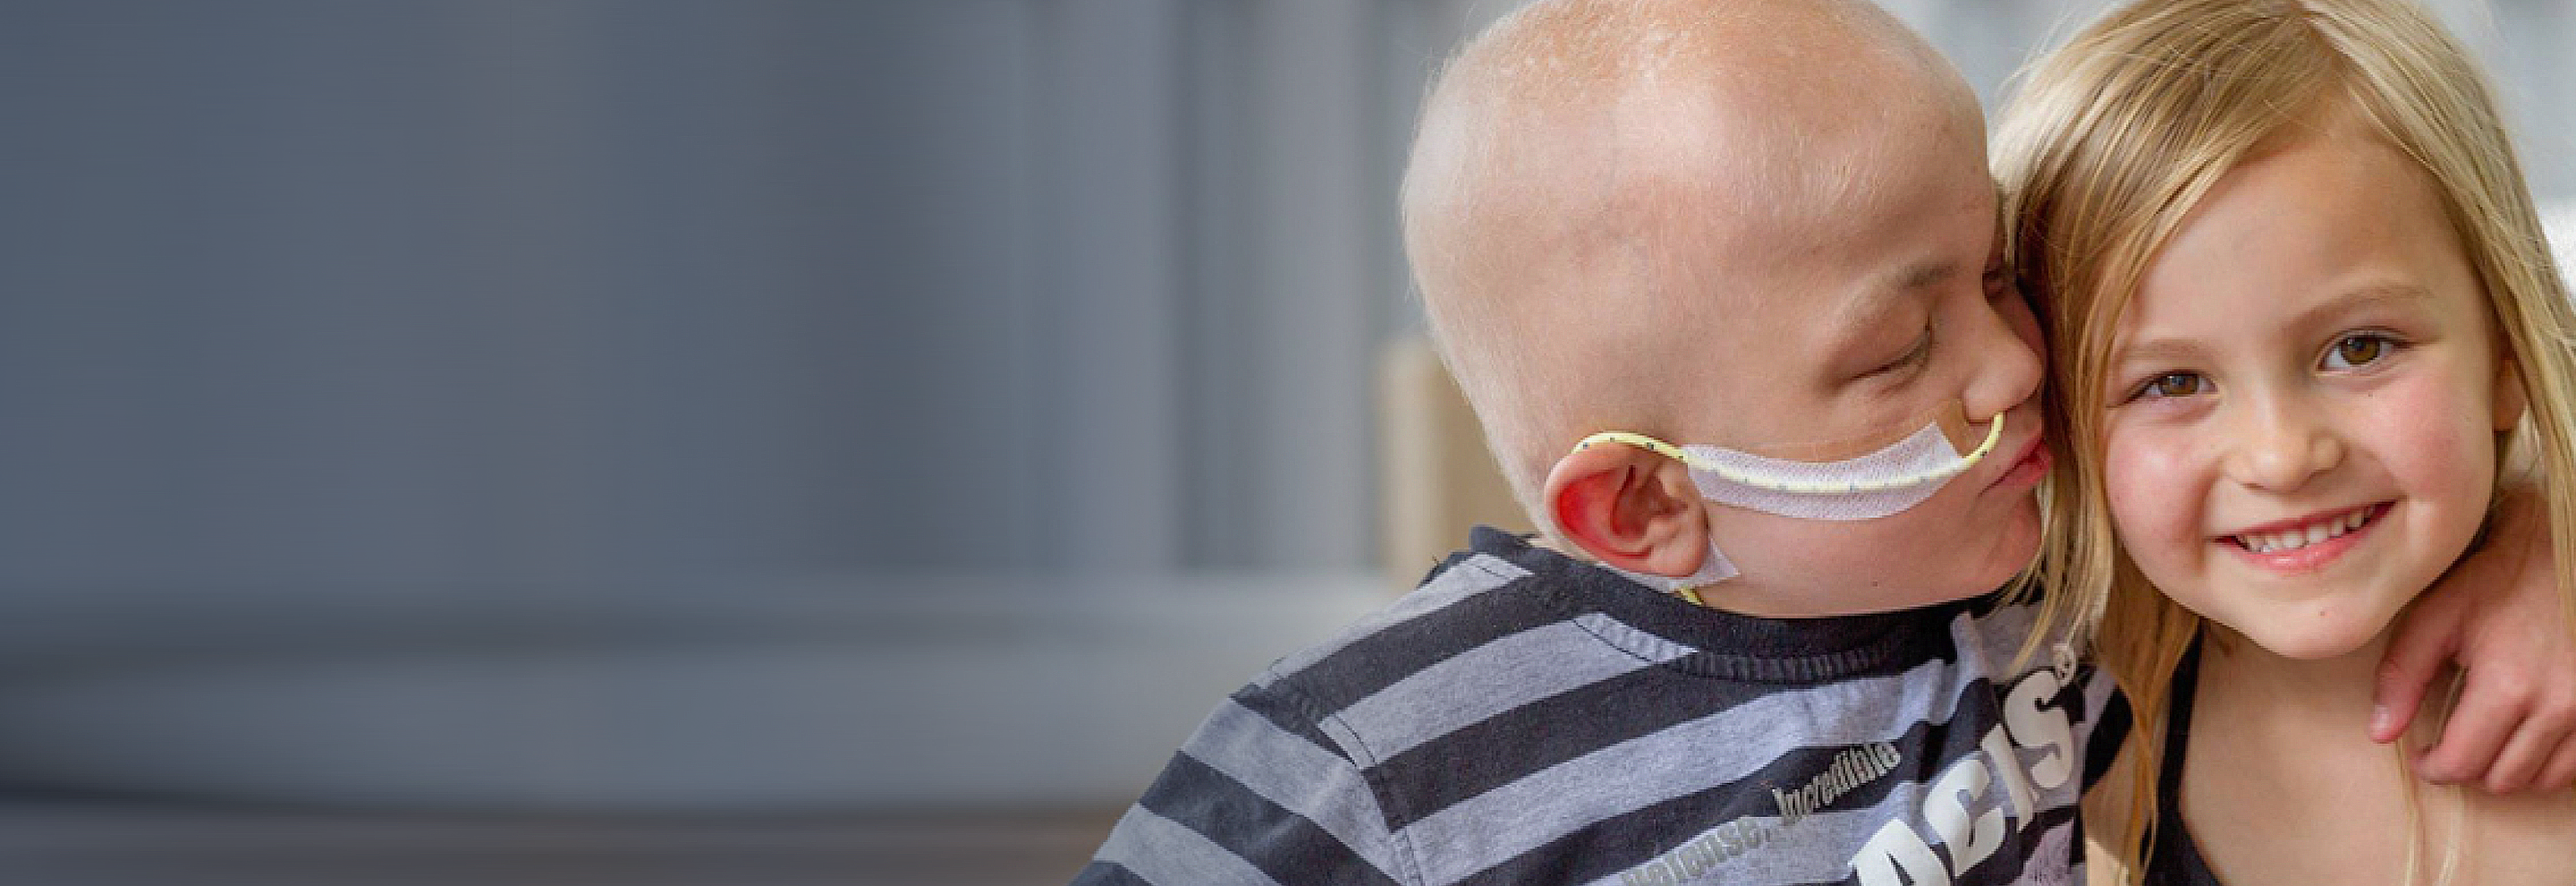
[2145,638,2224,886]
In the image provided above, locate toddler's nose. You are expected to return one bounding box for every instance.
[1965,287,2046,423]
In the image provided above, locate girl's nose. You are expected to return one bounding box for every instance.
[2222,392,2343,492]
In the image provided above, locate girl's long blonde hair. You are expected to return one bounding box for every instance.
[1994,0,2576,880]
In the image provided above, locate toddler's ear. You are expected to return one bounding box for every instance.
[1543,442,1710,577]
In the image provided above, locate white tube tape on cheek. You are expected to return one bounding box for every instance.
[1569,412,2001,595]
[1680,411,2004,521]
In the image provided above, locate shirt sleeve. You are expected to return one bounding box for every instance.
[1073,679,1416,886]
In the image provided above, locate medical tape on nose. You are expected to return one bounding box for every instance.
[1572,411,2004,598]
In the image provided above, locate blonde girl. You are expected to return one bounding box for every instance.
[1996,0,2576,882]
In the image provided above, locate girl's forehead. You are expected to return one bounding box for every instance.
[2115,130,2473,337]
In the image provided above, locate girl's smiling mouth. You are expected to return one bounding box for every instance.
[2216,502,2392,573]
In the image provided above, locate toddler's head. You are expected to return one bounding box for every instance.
[1402,0,2053,617]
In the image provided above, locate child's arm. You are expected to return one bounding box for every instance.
[2372,484,2576,792]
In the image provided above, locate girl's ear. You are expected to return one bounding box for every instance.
[1542,442,1710,577]
[2494,352,2528,431]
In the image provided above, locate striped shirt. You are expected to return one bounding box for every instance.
[1075,526,2120,886]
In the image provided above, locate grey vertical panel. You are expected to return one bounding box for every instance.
[839,1,1050,570]
[1374,0,1459,344]
[1241,0,1378,569]
[437,1,595,586]
[1182,0,1408,570]
[1181,0,1259,567]
[2553,0,2576,200]
[2485,1,2576,200]
[1036,0,1187,570]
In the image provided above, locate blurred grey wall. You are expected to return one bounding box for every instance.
[0,0,1448,587]
[6,0,2562,591]
[0,0,1479,809]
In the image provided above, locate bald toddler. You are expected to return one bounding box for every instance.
[1072,2,2105,884]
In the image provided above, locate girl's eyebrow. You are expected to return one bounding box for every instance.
[2287,283,2436,331]
[2108,284,2436,371]
[2104,337,2207,377]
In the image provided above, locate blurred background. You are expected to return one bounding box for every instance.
[0,1,2569,883]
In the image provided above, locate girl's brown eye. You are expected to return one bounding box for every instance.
[2144,372,2205,399]
[2326,334,2388,370]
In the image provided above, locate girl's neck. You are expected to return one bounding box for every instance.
[2181,620,2441,884]
[2197,620,2404,737]
[2187,618,2576,886]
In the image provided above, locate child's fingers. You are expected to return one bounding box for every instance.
[2415,668,2531,783]
[2535,737,2576,793]
[2479,705,2567,793]
[2372,592,2466,743]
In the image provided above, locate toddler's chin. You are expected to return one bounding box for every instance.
[1969,511,2045,593]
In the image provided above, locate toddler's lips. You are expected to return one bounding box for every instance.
[1987,434,2048,490]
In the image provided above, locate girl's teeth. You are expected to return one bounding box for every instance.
[2238,506,2375,554]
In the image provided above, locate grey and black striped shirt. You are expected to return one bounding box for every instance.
[1075,526,2123,886]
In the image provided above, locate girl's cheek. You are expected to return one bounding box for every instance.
[2104,429,2198,541]
[2375,375,2498,487]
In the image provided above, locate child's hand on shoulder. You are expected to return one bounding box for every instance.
[2374,483,2576,793]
